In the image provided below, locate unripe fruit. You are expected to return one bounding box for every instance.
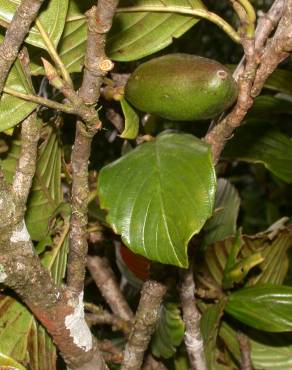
[125,54,238,121]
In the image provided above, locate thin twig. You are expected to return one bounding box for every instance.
[0,0,45,94]
[67,1,118,295]
[121,281,167,370]
[87,256,133,321]
[179,265,207,370]
[3,86,78,115]
[117,6,240,43]
[237,332,253,370]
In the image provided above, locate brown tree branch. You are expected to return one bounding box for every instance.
[87,255,133,321]
[179,266,207,370]
[67,1,119,295]
[252,0,292,96]
[237,332,253,370]
[0,0,45,94]
[0,202,106,369]
[121,281,167,370]
[204,37,256,163]
[204,0,288,164]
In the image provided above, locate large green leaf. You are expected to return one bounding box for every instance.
[98,132,216,267]
[107,0,205,61]
[225,284,292,332]
[0,0,68,49]
[0,36,36,132]
[220,321,292,370]
[247,95,292,119]
[151,303,185,359]
[1,127,62,240]
[202,178,240,247]
[265,69,292,96]
[223,124,292,183]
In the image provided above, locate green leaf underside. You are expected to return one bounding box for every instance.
[120,98,139,139]
[0,35,36,132]
[223,124,292,183]
[98,132,216,267]
[225,284,292,332]
[151,303,185,359]
[203,178,240,247]
[0,0,68,49]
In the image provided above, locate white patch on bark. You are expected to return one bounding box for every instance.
[65,292,92,352]
[11,220,30,243]
[0,265,7,283]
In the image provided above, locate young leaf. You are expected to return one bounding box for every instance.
[0,0,69,49]
[151,303,185,359]
[225,284,292,332]
[0,35,37,132]
[98,132,216,267]
[223,123,292,183]
[203,178,240,247]
[197,224,292,290]
[107,0,205,61]
[120,98,139,140]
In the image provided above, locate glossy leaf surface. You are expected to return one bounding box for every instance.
[108,0,205,61]
[0,35,36,132]
[0,0,68,49]
[225,284,292,332]
[98,132,216,267]
[223,124,292,183]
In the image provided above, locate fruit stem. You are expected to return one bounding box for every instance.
[230,0,256,37]
[116,6,241,43]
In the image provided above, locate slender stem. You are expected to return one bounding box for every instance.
[117,6,240,43]
[237,0,256,37]
[179,265,207,370]
[87,256,133,321]
[67,1,118,294]
[35,19,73,86]
[3,87,77,115]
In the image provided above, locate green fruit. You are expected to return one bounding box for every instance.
[125,54,238,121]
